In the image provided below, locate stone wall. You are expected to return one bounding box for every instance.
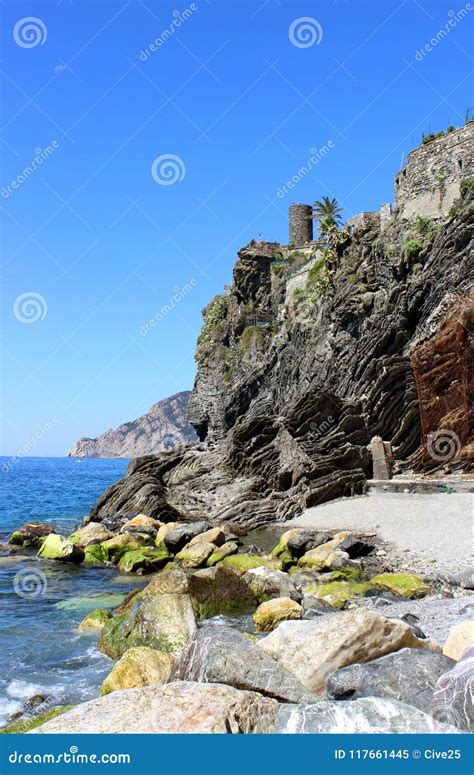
[289,203,313,244]
[395,122,474,220]
[346,212,381,232]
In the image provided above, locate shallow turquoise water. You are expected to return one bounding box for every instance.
[0,457,142,726]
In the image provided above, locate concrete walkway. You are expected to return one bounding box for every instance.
[291,492,473,579]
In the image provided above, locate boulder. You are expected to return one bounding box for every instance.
[298,532,351,570]
[99,593,197,659]
[78,608,111,631]
[100,534,146,563]
[221,554,283,574]
[258,608,426,696]
[273,698,463,734]
[120,515,162,538]
[9,522,53,548]
[156,522,181,540]
[303,580,372,609]
[142,565,190,596]
[117,547,171,573]
[30,682,279,734]
[327,648,456,713]
[163,522,210,553]
[254,598,303,632]
[244,566,300,603]
[187,565,257,619]
[37,534,84,563]
[100,646,173,695]
[83,543,108,567]
[338,537,375,558]
[286,531,333,558]
[207,542,238,566]
[188,527,226,548]
[443,620,474,661]
[370,573,430,599]
[68,523,113,548]
[432,643,474,732]
[171,624,317,703]
[175,542,216,569]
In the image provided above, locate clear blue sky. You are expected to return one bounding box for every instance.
[1,0,472,456]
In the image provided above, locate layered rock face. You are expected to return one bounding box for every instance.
[87,185,473,529]
[68,391,197,458]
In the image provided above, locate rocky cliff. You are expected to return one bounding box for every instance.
[68,391,197,458]
[86,181,473,531]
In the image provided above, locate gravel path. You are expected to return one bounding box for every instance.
[291,492,473,579]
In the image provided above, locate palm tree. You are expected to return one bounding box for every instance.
[312,196,343,237]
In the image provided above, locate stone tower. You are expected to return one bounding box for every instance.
[289,203,313,245]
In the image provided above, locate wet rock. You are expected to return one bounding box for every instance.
[142,565,190,595]
[254,597,303,632]
[171,624,317,703]
[100,647,174,695]
[83,544,108,567]
[443,620,474,661]
[370,573,430,599]
[37,534,84,563]
[244,566,300,603]
[432,643,474,732]
[68,523,113,548]
[327,648,455,712]
[99,593,197,659]
[100,534,146,564]
[187,565,257,619]
[298,532,351,570]
[258,608,427,696]
[163,522,211,553]
[175,542,216,569]
[78,608,111,631]
[120,515,163,538]
[30,682,279,734]
[287,532,333,558]
[273,698,463,734]
[9,522,53,548]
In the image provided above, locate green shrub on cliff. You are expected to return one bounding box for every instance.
[402,238,423,262]
[195,295,227,364]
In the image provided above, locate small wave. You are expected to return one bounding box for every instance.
[0,697,22,726]
[6,679,47,701]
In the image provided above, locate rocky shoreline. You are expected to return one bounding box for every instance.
[3,516,473,734]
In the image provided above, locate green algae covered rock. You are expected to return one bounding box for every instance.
[187,566,257,619]
[68,523,113,548]
[56,593,126,613]
[78,608,111,631]
[99,593,197,659]
[100,646,173,696]
[175,542,215,569]
[221,554,283,574]
[370,573,430,599]
[83,543,108,567]
[101,534,145,564]
[37,534,84,563]
[0,705,74,734]
[303,581,373,609]
[254,597,303,632]
[206,542,238,566]
[9,522,53,548]
[117,547,171,573]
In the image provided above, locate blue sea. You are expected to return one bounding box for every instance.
[0,457,149,726]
